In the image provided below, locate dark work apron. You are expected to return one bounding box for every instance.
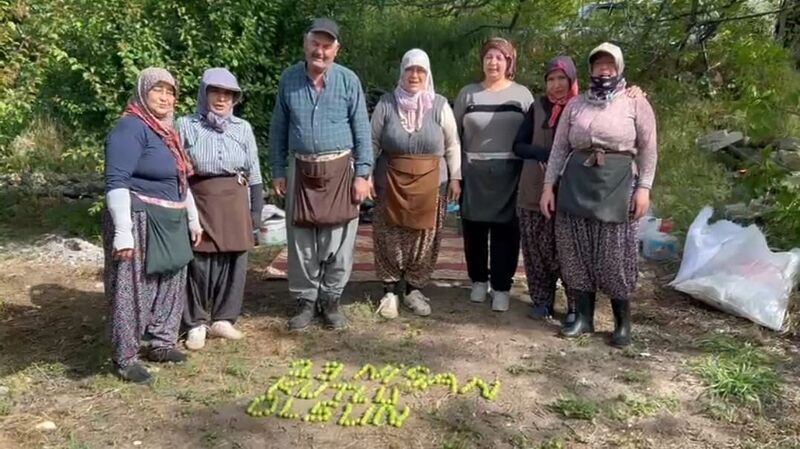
[292,152,359,228]
[141,203,193,275]
[556,149,634,223]
[461,156,522,223]
[190,175,253,253]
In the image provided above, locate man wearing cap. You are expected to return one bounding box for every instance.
[269,18,373,331]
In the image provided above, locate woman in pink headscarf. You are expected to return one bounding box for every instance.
[514,56,580,325]
[371,48,462,319]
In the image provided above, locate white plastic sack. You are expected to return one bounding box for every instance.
[670,206,800,331]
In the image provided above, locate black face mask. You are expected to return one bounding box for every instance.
[589,75,624,101]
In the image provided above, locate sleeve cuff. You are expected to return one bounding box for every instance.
[355,166,371,178]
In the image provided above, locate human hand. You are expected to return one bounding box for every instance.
[273,178,287,197]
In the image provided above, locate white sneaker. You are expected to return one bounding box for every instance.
[491,290,510,312]
[404,290,431,317]
[185,326,206,350]
[376,292,399,319]
[209,321,244,340]
[470,282,489,303]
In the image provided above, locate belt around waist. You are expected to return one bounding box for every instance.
[465,152,519,162]
[294,149,351,162]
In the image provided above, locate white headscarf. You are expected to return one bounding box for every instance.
[394,49,435,133]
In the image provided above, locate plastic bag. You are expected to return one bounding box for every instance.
[258,204,287,246]
[669,206,800,331]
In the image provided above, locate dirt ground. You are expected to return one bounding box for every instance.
[1,246,799,449]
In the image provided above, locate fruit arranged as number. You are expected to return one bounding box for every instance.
[248,360,500,428]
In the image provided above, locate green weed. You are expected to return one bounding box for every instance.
[549,394,600,420]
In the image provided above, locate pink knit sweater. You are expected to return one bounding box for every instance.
[543,93,658,189]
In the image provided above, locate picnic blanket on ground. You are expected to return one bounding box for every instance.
[264,224,526,283]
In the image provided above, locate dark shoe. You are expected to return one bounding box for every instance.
[146,347,187,363]
[528,303,554,320]
[321,297,348,330]
[561,290,595,338]
[561,291,582,326]
[288,300,317,331]
[116,362,152,384]
[562,311,577,327]
[610,298,631,347]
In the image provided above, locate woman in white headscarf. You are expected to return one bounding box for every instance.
[370,48,461,319]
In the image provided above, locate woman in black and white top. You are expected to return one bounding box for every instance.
[454,37,533,312]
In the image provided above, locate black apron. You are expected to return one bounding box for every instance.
[556,149,634,223]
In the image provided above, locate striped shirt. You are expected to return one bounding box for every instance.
[176,114,263,186]
[268,62,372,179]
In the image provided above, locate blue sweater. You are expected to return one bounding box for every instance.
[105,115,182,202]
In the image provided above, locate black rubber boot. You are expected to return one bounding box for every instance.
[288,300,317,331]
[116,362,152,384]
[561,290,595,337]
[562,290,578,326]
[321,297,348,330]
[146,347,187,363]
[610,298,631,347]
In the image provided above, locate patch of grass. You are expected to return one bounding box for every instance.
[691,356,780,406]
[701,396,739,422]
[605,394,679,422]
[549,394,600,420]
[0,396,11,415]
[620,369,652,385]
[691,334,782,410]
[696,334,776,365]
[620,343,648,359]
[67,433,92,449]
[506,364,538,376]
[224,358,248,379]
[344,296,376,322]
[441,431,479,449]
[509,433,534,449]
[201,431,219,448]
[573,334,591,347]
[539,440,565,449]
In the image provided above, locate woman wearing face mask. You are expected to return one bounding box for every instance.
[103,67,203,383]
[176,68,263,350]
[515,57,644,326]
[454,38,534,312]
[540,43,657,347]
[371,49,461,319]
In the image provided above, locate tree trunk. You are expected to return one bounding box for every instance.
[775,0,800,67]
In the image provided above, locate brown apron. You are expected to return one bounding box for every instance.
[292,152,359,228]
[190,176,253,253]
[384,155,440,230]
[556,149,634,223]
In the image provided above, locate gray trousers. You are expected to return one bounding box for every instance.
[286,157,359,304]
[184,251,248,327]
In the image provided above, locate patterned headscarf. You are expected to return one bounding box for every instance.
[586,42,627,105]
[480,37,517,81]
[196,67,242,133]
[123,67,193,193]
[545,56,579,128]
[394,49,435,133]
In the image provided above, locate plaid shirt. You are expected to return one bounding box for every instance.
[268,62,372,179]
[176,114,262,186]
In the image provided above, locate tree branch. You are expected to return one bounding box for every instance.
[461,0,526,37]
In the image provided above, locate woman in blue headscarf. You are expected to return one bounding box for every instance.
[176,68,263,350]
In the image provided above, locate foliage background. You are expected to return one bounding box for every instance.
[1,0,800,246]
